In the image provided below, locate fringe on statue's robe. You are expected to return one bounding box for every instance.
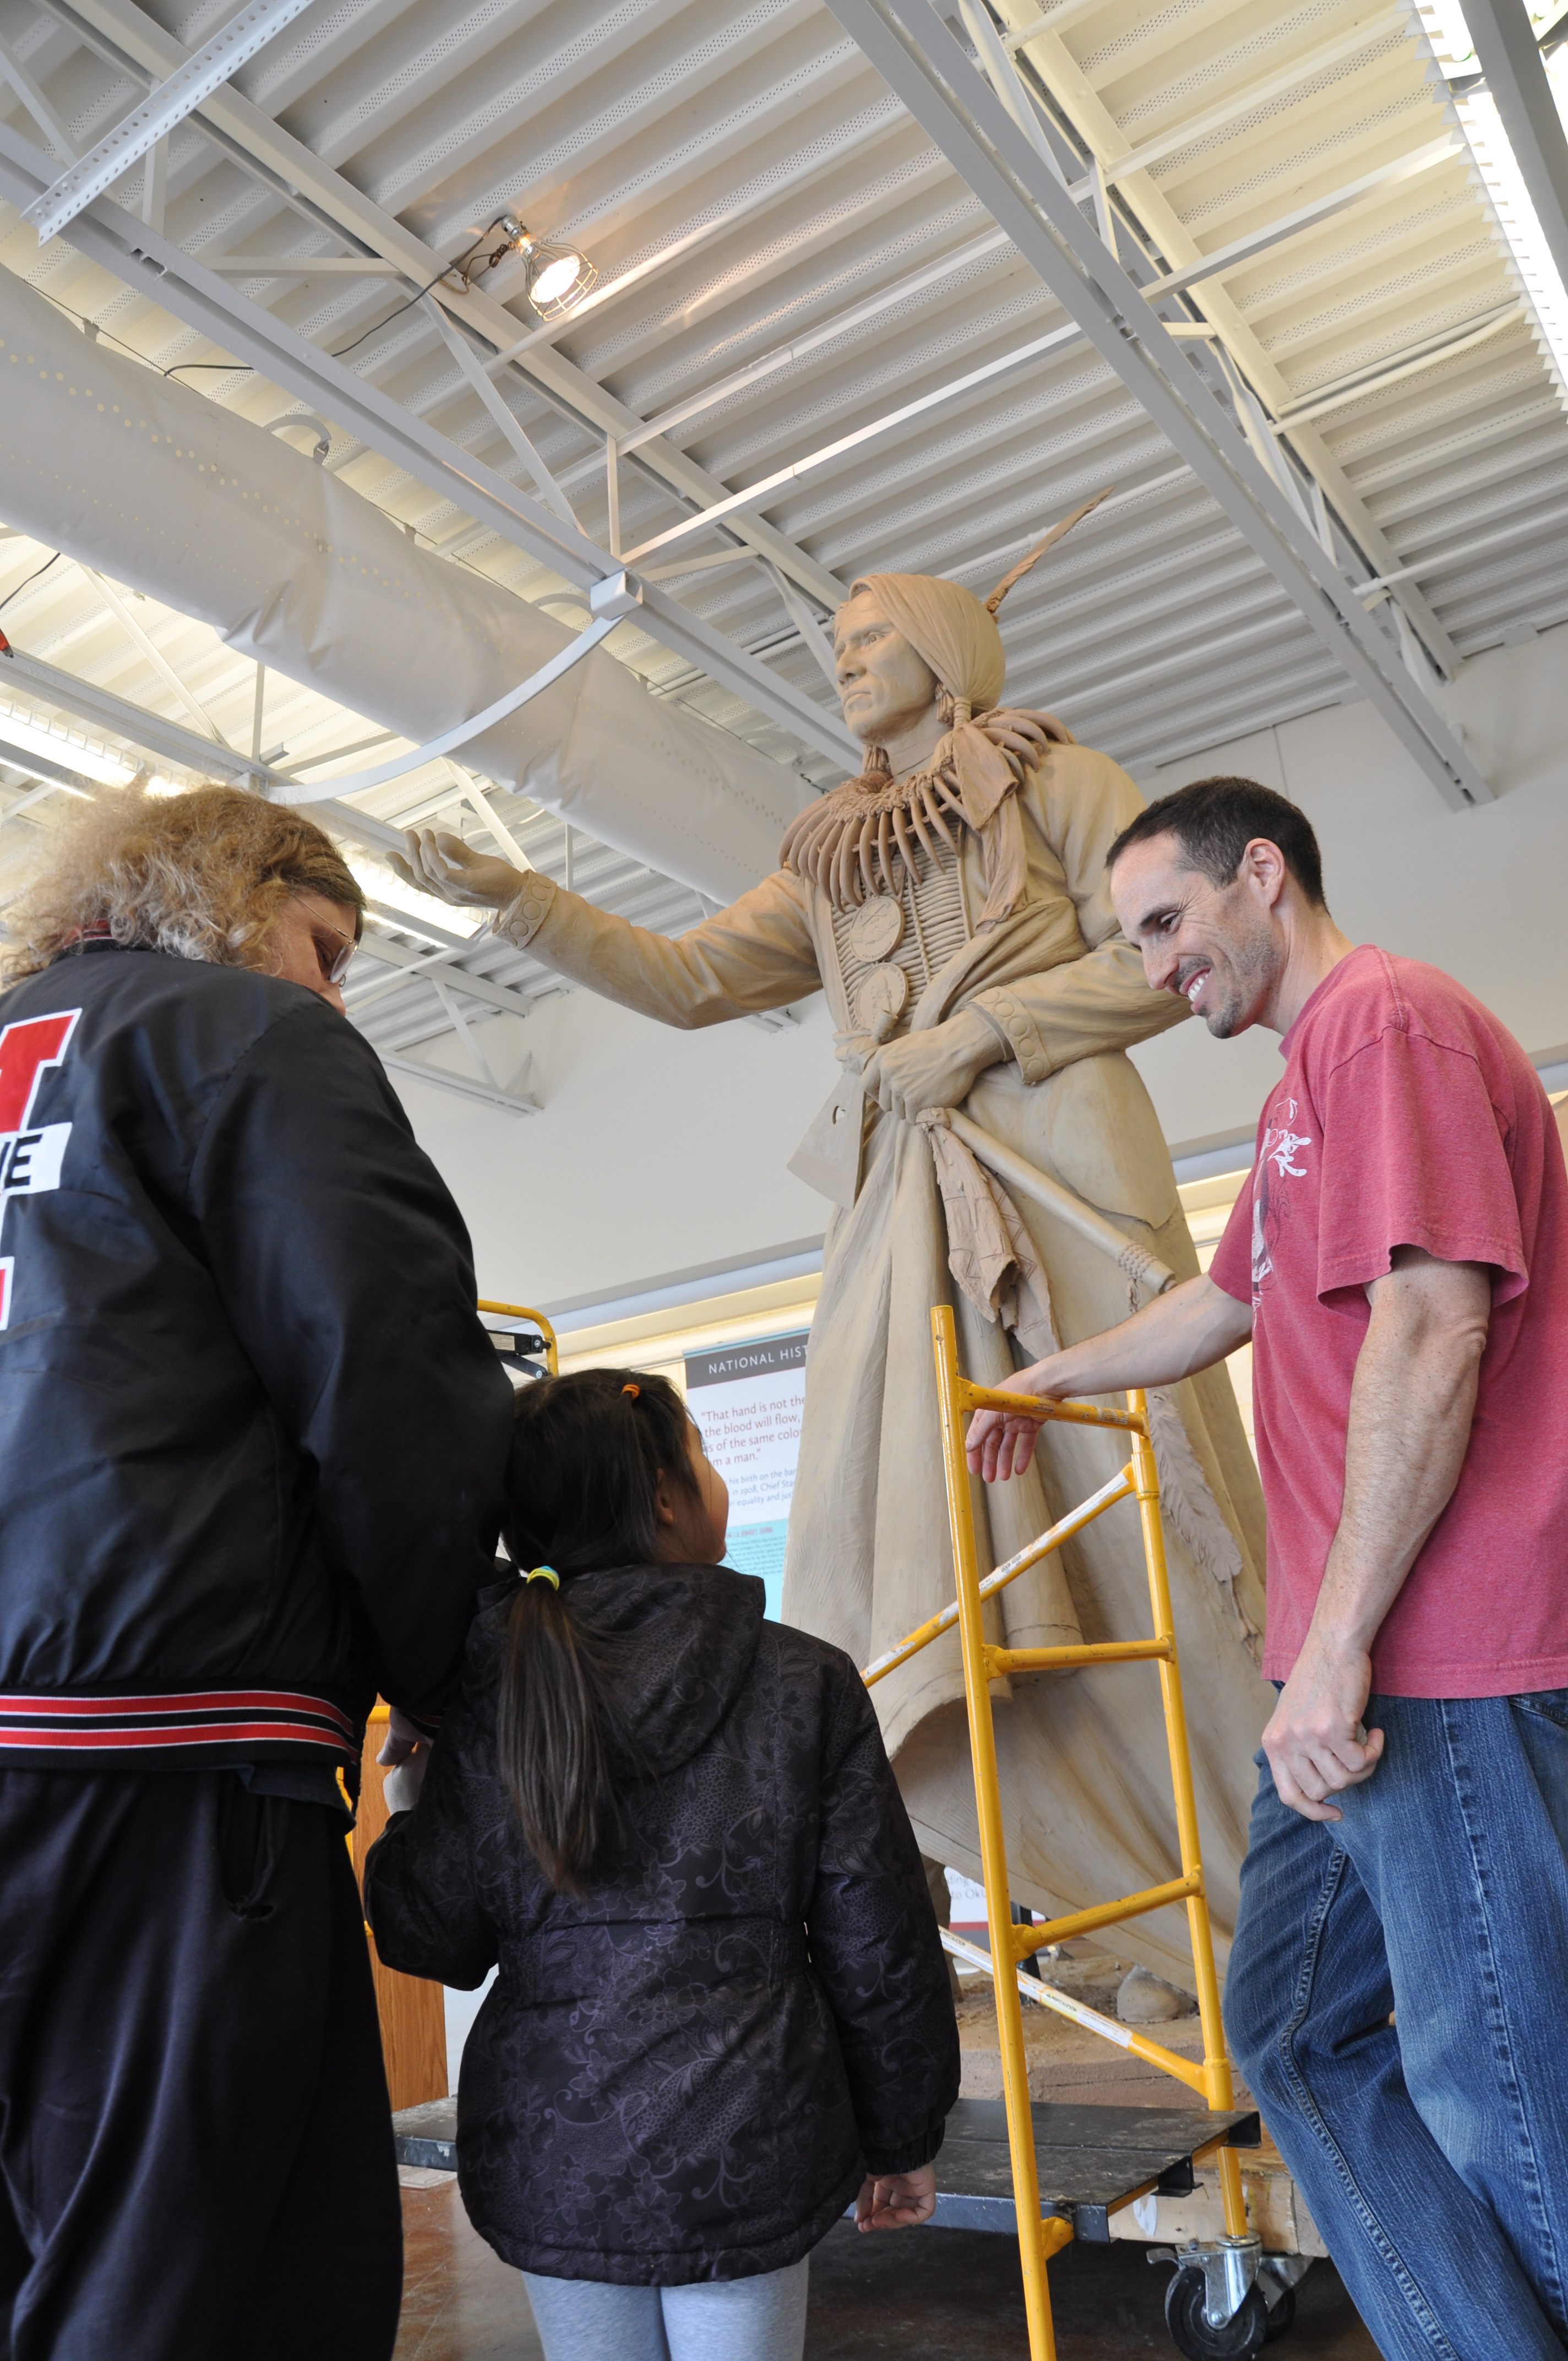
[494,723,1268,1989]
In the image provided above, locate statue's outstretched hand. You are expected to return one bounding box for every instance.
[388,827,527,911]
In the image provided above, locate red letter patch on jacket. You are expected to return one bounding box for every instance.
[0,1010,80,1329]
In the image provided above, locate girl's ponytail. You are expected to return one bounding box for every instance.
[497,1369,700,1891]
[497,1568,622,1892]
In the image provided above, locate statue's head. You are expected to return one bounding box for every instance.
[832,574,1008,748]
[829,494,1114,755]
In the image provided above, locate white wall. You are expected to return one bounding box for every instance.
[393,987,836,1308]
[395,623,1568,1307]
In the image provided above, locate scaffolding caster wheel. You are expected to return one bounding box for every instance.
[1164,2269,1268,2359]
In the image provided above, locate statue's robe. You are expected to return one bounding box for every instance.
[497,739,1269,1985]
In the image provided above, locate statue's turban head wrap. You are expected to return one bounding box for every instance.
[783,488,1114,924]
[842,573,1006,723]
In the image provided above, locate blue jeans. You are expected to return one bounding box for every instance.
[1224,1691,1568,2360]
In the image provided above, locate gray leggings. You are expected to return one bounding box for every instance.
[521,2257,809,2361]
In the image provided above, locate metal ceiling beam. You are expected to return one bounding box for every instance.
[76,563,231,743]
[37,0,853,616]
[24,0,313,240]
[1090,20,1396,191]
[823,0,1491,810]
[1142,137,1460,301]
[0,645,411,852]
[988,0,1464,677]
[0,31,80,158]
[624,318,1085,564]
[353,923,543,1026]
[1,645,292,785]
[614,227,1014,459]
[0,735,102,795]
[1462,0,1568,299]
[204,253,402,274]
[378,1048,541,1118]
[0,118,858,771]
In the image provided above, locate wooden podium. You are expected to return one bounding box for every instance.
[350,1701,449,2113]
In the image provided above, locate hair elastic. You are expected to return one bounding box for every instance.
[621,1383,640,1398]
[526,1566,560,1590]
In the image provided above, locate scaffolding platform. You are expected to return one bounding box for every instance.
[394,2092,1259,2249]
[928,2098,1260,2244]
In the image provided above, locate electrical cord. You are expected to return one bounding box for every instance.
[0,551,61,619]
[331,216,511,361]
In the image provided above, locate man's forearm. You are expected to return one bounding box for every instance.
[1023,1274,1252,1398]
[1263,1248,1490,1822]
[1313,1259,1490,1651]
[968,1276,1251,1481]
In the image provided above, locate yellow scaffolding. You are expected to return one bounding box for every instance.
[477,1299,559,1375]
[862,1304,1250,2361]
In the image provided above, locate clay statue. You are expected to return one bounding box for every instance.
[395,535,1269,1985]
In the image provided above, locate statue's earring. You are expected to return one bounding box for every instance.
[937,689,972,728]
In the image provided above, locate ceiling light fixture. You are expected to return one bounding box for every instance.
[1418,2,1568,390]
[483,217,598,319]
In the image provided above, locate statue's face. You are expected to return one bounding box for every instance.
[833,591,940,746]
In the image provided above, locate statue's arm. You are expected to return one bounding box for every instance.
[967,746,1188,1083]
[495,864,821,1029]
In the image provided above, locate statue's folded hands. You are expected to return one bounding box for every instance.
[859,1004,1008,1125]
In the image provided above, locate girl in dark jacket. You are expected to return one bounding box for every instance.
[364,1368,960,2361]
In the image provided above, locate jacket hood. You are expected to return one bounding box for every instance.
[471,1561,766,1778]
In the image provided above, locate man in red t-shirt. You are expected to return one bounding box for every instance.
[968,777,1568,2360]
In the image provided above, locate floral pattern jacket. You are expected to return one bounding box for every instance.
[363,1562,960,2284]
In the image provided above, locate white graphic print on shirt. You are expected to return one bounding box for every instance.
[1251,1096,1313,1299]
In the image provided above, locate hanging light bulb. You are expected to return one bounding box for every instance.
[487,216,597,320]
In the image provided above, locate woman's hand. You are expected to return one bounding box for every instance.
[378,1705,431,1815]
[388,828,527,911]
[855,2163,938,2231]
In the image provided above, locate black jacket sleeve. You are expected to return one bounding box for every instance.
[363,1719,499,1990]
[188,996,515,1717]
[804,1659,961,2175]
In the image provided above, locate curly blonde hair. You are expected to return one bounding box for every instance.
[1,785,365,982]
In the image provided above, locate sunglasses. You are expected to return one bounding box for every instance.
[313,915,357,986]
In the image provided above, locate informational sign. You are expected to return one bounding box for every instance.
[683,1331,808,1620]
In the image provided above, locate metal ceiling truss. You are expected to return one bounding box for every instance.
[33,0,857,625]
[0,107,860,774]
[983,0,1467,679]
[1462,0,1568,300]
[822,0,1492,812]
[0,637,561,1112]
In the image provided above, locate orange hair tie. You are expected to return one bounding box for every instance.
[621,1383,640,1399]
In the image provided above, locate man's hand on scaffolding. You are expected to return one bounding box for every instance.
[854,2162,938,2232]
[967,1276,1254,1483]
[859,1005,1006,1124]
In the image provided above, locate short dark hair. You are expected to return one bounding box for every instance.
[1106,776,1327,909]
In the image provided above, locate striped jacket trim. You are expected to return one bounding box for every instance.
[0,1688,356,1758]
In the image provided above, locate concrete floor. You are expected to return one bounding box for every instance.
[393,2173,1379,2360]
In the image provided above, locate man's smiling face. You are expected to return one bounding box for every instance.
[1110,831,1284,1040]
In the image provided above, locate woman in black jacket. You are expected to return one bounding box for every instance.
[365,1368,960,2360]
